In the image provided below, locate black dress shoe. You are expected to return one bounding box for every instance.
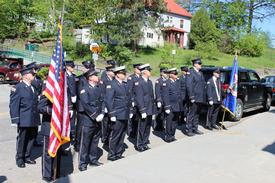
[116,155,125,159]
[206,126,213,130]
[170,137,177,142]
[17,162,25,168]
[42,177,53,182]
[212,125,219,130]
[107,157,117,161]
[193,130,204,135]
[186,132,195,137]
[25,159,36,164]
[90,161,103,166]
[79,165,87,171]
[143,145,150,150]
[135,146,145,152]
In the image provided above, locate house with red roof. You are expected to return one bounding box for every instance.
[139,0,192,48]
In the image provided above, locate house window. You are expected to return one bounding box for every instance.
[170,16,173,23]
[180,19,184,29]
[147,33,154,39]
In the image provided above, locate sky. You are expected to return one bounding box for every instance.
[254,16,275,48]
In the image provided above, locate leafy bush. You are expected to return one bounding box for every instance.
[236,33,267,57]
[195,41,220,59]
[100,44,133,65]
[37,67,49,80]
[159,42,177,68]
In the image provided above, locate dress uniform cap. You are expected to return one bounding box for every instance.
[82,60,95,69]
[65,60,75,68]
[84,69,98,78]
[160,67,168,73]
[167,68,178,75]
[113,66,127,74]
[180,66,189,72]
[25,62,38,69]
[133,63,142,68]
[138,63,152,71]
[106,60,116,66]
[20,67,35,75]
[192,58,202,65]
[213,68,221,74]
[105,65,115,71]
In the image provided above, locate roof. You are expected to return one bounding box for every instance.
[165,0,192,18]
[163,27,186,33]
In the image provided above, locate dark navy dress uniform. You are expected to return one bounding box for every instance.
[154,76,167,131]
[105,77,131,160]
[163,78,181,142]
[206,76,222,129]
[78,79,104,170]
[134,76,154,150]
[186,67,206,134]
[38,95,61,181]
[66,71,77,142]
[101,72,114,144]
[179,74,188,124]
[9,80,40,167]
[127,73,140,137]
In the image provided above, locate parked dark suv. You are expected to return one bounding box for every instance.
[264,75,275,103]
[201,66,272,121]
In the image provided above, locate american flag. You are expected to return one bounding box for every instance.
[43,20,70,157]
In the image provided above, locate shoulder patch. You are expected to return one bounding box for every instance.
[155,80,159,84]
[207,81,210,84]
[134,82,139,86]
[80,89,85,94]
[128,77,132,80]
[106,85,111,89]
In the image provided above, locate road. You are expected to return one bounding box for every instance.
[0,84,274,183]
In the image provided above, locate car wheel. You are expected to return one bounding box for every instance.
[0,74,5,84]
[229,98,243,121]
[262,93,271,112]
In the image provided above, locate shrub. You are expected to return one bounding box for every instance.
[195,41,220,59]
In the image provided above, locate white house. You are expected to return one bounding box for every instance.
[139,0,192,48]
[75,0,192,48]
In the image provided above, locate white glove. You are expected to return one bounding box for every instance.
[71,96,77,103]
[191,99,195,103]
[96,114,104,122]
[129,113,133,119]
[132,102,135,107]
[104,107,108,113]
[69,110,73,118]
[209,101,214,105]
[165,109,171,114]
[157,102,162,108]
[152,114,156,120]
[11,123,17,128]
[110,117,116,122]
[141,113,147,119]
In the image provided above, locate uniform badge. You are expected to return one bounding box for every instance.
[107,85,111,89]
[80,89,85,94]
[163,83,166,86]
[155,80,159,84]
[207,81,210,84]
[11,87,16,92]
[134,82,139,86]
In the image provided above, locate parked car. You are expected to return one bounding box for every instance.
[201,66,272,121]
[264,75,275,103]
[0,58,24,83]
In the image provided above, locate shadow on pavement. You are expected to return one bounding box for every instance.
[263,141,275,155]
[0,176,7,183]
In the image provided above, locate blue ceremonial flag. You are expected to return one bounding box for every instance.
[222,57,238,116]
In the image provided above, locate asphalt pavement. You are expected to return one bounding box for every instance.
[0,84,274,183]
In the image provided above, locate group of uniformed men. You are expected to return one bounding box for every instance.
[9,58,223,182]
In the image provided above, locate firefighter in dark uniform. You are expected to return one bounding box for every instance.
[186,58,206,136]
[127,63,142,138]
[74,60,95,152]
[162,68,181,142]
[101,60,116,83]
[154,67,168,131]
[105,66,131,161]
[78,69,104,171]
[101,64,115,145]
[25,62,43,146]
[65,60,77,144]
[38,94,61,182]
[206,68,222,130]
[9,67,39,168]
[134,64,154,152]
[179,66,189,126]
